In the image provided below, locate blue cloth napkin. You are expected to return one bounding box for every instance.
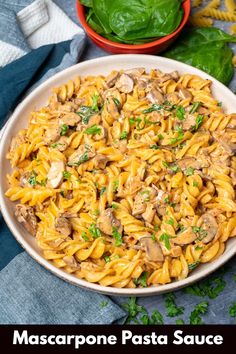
[0,39,127,325]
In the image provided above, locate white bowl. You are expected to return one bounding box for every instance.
[1,54,236,296]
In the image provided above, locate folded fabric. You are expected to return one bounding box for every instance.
[0,253,127,324]
[0,0,83,67]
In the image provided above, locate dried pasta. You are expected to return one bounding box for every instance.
[225,0,236,13]
[5,68,236,288]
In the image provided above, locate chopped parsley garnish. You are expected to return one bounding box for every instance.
[233,274,236,282]
[158,134,164,140]
[120,131,128,140]
[140,310,164,325]
[143,104,163,113]
[100,187,107,195]
[88,224,101,239]
[229,302,236,317]
[217,101,222,107]
[176,319,185,325]
[104,255,111,263]
[189,102,202,114]
[140,190,150,202]
[28,171,37,186]
[185,167,195,176]
[62,171,71,180]
[175,105,185,120]
[188,260,200,271]
[50,142,63,148]
[151,234,156,242]
[84,124,101,135]
[129,117,142,130]
[195,245,203,251]
[60,124,69,136]
[166,218,174,226]
[192,226,208,240]
[154,224,160,231]
[164,293,184,317]
[113,180,119,192]
[81,231,90,241]
[191,114,204,132]
[193,181,199,187]
[100,300,108,308]
[113,97,120,107]
[77,106,96,124]
[68,152,89,166]
[111,203,118,209]
[189,301,208,324]
[170,127,184,145]
[123,298,147,324]
[183,273,226,299]
[59,190,65,197]
[150,144,160,150]
[92,94,99,111]
[164,196,176,208]
[159,233,172,250]
[112,226,123,246]
[134,271,148,288]
[162,161,169,168]
[170,164,180,173]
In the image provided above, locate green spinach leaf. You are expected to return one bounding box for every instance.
[164,28,236,85]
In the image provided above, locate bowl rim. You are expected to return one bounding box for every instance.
[76,0,191,50]
[1,54,236,297]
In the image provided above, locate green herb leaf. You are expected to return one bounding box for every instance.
[184,273,226,299]
[170,128,184,145]
[189,102,202,114]
[92,94,99,111]
[192,226,208,240]
[189,301,208,324]
[81,231,90,241]
[191,114,204,132]
[112,226,123,246]
[164,293,184,317]
[143,104,163,113]
[188,260,200,271]
[113,97,120,107]
[193,181,199,187]
[134,271,148,287]
[176,319,185,325]
[120,131,128,140]
[113,180,119,192]
[185,167,195,176]
[104,255,111,263]
[175,105,185,120]
[100,300,108,308]
[28,171,37,186]
[111,203,118,209]
[77,106,96,125]
[84,124,102,135]
[123,297,147,324]
[150,144,160,150]
[60,124,69,136]
[100,187,107,195]
[166,218,174,226]
[159,233,172,250]
[158,134,164,140]
[88,224,101,239]
[229,302,236,317]
[68,152,89,166]
[63,171,71,180]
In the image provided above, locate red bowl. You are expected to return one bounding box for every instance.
[76,0,191,54]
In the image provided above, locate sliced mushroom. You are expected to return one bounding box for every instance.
[182,113,197,131]
[212,131,236,155]
[137,77,150,89]
[55,216,72,236]
[178,88,193,100]
[63,255,79,268]
[93,126,107,141]
[61,212,78,218]
[115,74,134,94]
[15,204,37,236]
[132,193,147,216]
[45,125,61,144]
[140,235,164,262]
[141,203,156,223]
[106,70,120,88]
[68,145,95,166]
[165,92,179,105]
[169,71,179,81]
[93,154,108,169]
[97,208,123,236]
[146,89,164,104]
[47,161,65,188]
[177,156,209,171]
[200,213,218,244]
[173,227,198,245]
[124,67,145,80]
[106,98,120,118]
[59,112,81,127]
[56,136,68,152]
